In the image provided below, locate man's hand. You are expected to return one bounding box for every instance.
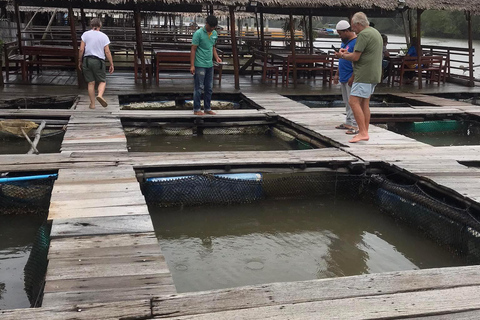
[109,65,114,74]
[216,57,222,63]
[333,74,339,85]
[347,76,354,86]
[78,62,82,71]
[335,48,347,59]
[190,66,195,75]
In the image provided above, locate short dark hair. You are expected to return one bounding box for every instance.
[369,21,375,28]
[381,34,388,42]
[206,15,218,28]
[90,18,102,29]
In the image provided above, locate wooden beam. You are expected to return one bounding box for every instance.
[14,0,22,53]
[134,6,147,86]
[80,7,87,32]
[68,6,84,89]
[416,9,422,89]
[260,12,265,52]
[466,11,474,87]
[289,14,297,88]
[229,6,240,90]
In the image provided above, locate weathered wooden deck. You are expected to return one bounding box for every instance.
[1,78,480,318]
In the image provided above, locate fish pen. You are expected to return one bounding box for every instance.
[375,115,480,146]
[0,173,57,309]
[122,116,326,152]
[119,92,259,110]
[137,165,480,292]
[285,94,432,108]
[0,96,78,110]
[0,118,68,154]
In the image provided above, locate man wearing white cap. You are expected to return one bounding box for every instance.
[334,12,383,143]
[333,20,357,134]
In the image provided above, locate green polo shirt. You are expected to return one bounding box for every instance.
[353,26,383,84]
[192,27,218,68]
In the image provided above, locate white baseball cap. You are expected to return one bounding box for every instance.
[336,20,350,31]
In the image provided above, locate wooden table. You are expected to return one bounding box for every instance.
[22,45,76,82]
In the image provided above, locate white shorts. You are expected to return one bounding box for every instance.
[350,82,377,98]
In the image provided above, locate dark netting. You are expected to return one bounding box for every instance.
[142,172,368,207]
[24,222,51,307]
[0,177,56,216]
[370,174,480,263]
[0,96,76,109]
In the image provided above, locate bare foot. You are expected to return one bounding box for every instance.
[205,110,216,115]
[89,104,95,109]
[349,134,369,143]
[194,111,205,115]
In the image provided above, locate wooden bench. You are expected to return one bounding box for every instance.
[3,41,27,81]
[392,55,444,86]
[284,54,335,86]
[22,46,76,81]
[133,45,153,82]
[155,49,223,85]
[251,49,280,85]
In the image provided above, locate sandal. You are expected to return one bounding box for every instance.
[346,128,359,135]
[335,123,351,130]
[96,96,108,108]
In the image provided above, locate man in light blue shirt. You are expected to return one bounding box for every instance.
[190,16,222,115]
[333,20,357,133]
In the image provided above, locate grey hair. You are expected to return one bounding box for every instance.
[352,12,369,27]
[90,18,102,29]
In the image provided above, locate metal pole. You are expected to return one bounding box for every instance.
[229,6,240,89]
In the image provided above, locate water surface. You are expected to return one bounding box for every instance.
[0,215,45,310]
[150,198,466,293]
[0,134,64,155]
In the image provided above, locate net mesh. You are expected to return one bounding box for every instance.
[142,172,480,261]
[0,120,38,137]
[0,96,76,109]
[24,222,51,307]
[125,125,271,136]
[122,100,239,110]
[0,177,56,216]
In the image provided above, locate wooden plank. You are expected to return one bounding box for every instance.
[49,204,150,220]
[48,232,158,251]
[0,299,151,320]
[152,266,480,319]
[155,285,480,319]
[44,273,174,293]
[50,214,154,237]
[48,243,162,260]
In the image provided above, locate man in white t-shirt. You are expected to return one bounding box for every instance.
[78,18,114,109]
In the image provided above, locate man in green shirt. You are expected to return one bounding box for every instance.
[190,15,222,115]
[335,12,383,143]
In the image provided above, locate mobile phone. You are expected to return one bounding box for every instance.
[332,45,339,52]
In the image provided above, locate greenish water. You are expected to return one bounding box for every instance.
[150,198,466,293]
[0,134,64,155]
[0,215,45,310]
[127,134,310,152]
[387,121,480,146]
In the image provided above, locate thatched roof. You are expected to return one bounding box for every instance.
[16,0,480,15]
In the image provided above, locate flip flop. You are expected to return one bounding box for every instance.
[346,129,359,135]
[335,123,350,130]
[96,96,108,108]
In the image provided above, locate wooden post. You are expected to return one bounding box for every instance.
[466,11,474,87]
[14,0,22,53]
[134,6,147,86]
[229,6,240,90]
[255,10,260,43]
[308,13,313,54]
[260,12,265,52]
[68,6,84,89]
[401,9,410,47]
[289,14,297,88]
[416,9,422,89]
[80,7,87,32]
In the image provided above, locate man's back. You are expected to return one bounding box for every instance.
[81,30,110,60]
[352,27,383,84]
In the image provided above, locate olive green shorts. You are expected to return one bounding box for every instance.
[82,57,106,83]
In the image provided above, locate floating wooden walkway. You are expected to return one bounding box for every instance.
[1,86,480,318]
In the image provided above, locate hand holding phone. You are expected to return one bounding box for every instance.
[331,45,339,52]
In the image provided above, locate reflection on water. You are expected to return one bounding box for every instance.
[150,198,466,293]
[127,134,306,152]
[0,215,44,310]
[0,134,64,155]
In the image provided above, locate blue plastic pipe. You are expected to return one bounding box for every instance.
[0,174,58,183]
